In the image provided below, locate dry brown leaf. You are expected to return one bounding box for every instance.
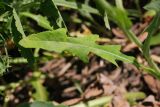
[99,74,116,95]
[84,87,103,99]
[112,28,125,38]
[142,95,160,107]
[112,96,130,107]
[151,55,160,64]
[144,74,160,95]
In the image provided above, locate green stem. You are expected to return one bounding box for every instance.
[145,55,160,74]
[94,0,142,48]
[94,0,160,79]
[122,29,160,76]
[122,29,142,48]
[33,48,40,70]
[123,28,160,78]
[9,57,28,64]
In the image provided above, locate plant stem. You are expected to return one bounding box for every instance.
[33,48,40,70]
[145,55,160,73]
[123,29,160,74]
[125,29,160,76]
[123,29,142,48]
[94,0,142,48]
[123,28,160,77]
[94,0,160,78]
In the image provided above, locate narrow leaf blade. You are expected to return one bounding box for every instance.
[143,12,160,56]
[11,9,34,64]
[144,0,160,12]
[54,0,99,15]
[40,0,66,29]
[104,11,110,30]
[20,12,53,30]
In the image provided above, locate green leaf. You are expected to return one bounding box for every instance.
[17,101,68,107]
[104,11,110,30]
[54,0,99,15]
[40,0,66,29]
[53,0,99,28]
[94,0,132,30]
[20,12,53,30]
[12,9,25,37]
[140,65,160,80]
[150,33,160,46]
[31,72,48,101]
[0,59,7,74]
[144,0,160,12]
[19,28,135,66]
[127,9,141,17]
[94,0,141,47]
[143,0,160,52]
[142,13,160,56]
[115,0,124,11]
[142,11,160,76]
[124,92,146,105]
[0,35,8,75]
[113,8,132,29]
[11,9,34,64]
[0,2,12,15]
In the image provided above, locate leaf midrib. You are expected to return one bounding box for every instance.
[25,38,133,63]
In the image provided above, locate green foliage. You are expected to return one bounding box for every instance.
[143,0,160,55]
[0,56,8,74]
[54,0,99,15]
[142,1,160,75]
[31,72,48,101]
[143,0,160,50]
[141,65,160,79]
[94,0,132,30]
[0,34,9,75]
[144,0,160,12]
[143,13,160,56]
[9,57,28,64]
[115,0,124,11]
[20,12,53,30]
[94,0,160,79]
[124,92,146,105]
[11,9,34,64]
[103,11,110,29]
[40,0,66,29]
[19,28,135,66]
[1,0,160,106]
[94,0,142,47]
[150,33,160,45]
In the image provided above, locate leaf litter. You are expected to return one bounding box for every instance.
[1,1,160,107]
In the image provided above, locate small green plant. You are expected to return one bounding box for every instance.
[18,0,160,79]
[93,0,160,79]
[0,0,160,106]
